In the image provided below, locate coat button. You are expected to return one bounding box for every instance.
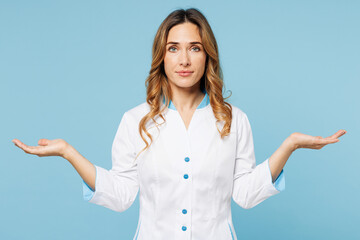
[183,174,189,179]
[182,209,187,214]
[182,226,187,231]
[185,157,190,162]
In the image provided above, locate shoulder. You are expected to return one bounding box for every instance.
[227,103,252,133]
[124,102,150,120]
[113,102,150,131]
[114,102,150,139]
[120,101,164,128]
[229,103,248,121]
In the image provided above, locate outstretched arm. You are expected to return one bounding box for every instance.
[12,139,96,190]
[12,112,139,212]
[268,129,347,182]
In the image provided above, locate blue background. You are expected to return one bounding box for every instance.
[1,0,359,239]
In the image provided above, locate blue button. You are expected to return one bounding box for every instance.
[182,226,187,231]
[185,157,190,162]
[183,174,189,179]
[182,209,187,214]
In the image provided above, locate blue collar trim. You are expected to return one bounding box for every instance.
[165,91,210,111]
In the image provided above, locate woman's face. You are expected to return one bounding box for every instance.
[164,22,206,93]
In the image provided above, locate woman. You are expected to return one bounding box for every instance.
[12,8,346,240]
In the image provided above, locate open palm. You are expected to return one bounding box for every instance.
[12,138,68,157]
[291,129,346,150]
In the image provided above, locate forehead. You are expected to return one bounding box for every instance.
[167,22,202,43]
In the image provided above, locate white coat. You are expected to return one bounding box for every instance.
[82,92,285,240]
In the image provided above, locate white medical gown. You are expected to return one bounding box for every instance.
[83,92,285,240]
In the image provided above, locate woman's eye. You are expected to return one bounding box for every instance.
[168,46,201,52]
[191,46,201,52]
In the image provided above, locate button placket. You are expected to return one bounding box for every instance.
[180,156,191,234]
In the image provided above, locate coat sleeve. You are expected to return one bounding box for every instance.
[82,112,139,212]
[232,112,285,209]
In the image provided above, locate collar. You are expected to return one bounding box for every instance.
[164,91,210,111]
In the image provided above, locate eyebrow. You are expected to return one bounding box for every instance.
[166,41,203,45]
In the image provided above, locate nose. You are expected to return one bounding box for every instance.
[179,50,191,67]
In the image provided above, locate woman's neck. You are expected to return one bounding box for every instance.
[170,87,205,112]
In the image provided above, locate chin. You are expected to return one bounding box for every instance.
[167,75,201,90]
[174,82,199,90]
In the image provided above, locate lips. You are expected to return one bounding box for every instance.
[176,71,193,77]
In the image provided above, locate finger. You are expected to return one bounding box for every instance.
[14,139,34,148]
[328,129,347,139]
[18,142,34,153]
[12,139,40,154]
[12,139,22,147]
[23,146,44,155]
[12,139,27,149]
[38,139,49,146]
[315,138,339,145]
[13,139,37,150]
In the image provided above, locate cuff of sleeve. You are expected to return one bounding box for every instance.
[82,166,97,201]
[266,158,285,192]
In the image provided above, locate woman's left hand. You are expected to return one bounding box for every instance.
[289,129,347,151]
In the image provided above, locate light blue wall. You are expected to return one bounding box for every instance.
[1,0,359,239]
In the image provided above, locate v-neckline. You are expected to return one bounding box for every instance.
[178,108,197,131]
[164,91,210,132]
[170,92,208,130]
[167,91,209,111]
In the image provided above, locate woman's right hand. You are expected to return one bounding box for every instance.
[12,138,69,158]
[13,138,96,190]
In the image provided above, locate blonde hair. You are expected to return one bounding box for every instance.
[138,8,232,156]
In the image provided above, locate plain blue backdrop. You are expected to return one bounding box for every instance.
[1,0,359,239]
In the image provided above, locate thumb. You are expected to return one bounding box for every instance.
[38,139,50,146]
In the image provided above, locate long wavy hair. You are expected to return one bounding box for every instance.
[138,8,232,155]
